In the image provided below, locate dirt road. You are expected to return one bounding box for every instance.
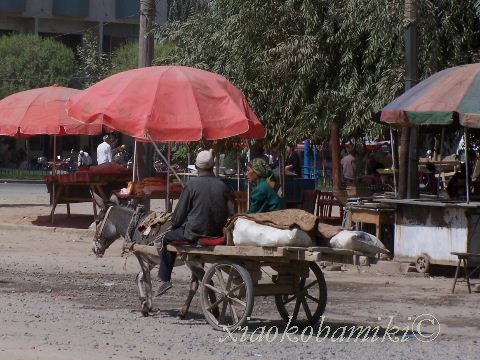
[0,183,479,359]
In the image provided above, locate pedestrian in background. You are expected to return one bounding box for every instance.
[77,147,93,168]
[285,144,301,176]
[341,148,358,185]
[96,135,112,165]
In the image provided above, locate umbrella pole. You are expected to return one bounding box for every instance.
[389,127,397,197]
[187,150,191,181]
[52,135,57,220]
[237,152,240,192]
[132,141,137,182]
[147,134,184,187]
[166,142,171,212]
[53,135,57,176]
[465,128,470,203]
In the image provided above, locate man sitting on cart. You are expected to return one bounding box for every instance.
[156,149,232,296]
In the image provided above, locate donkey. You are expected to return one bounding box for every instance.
[91,195,205,317]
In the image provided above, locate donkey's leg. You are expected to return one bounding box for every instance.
[178,261,205,319]
[177,272,199,319]
[135,270,149,316]
[144,259,157,312]
[135,255,152,316]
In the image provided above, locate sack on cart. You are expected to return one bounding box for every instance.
[224,209,320,247]
[329,230,390,255]
[232,218,313,247]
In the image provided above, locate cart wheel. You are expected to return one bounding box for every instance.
[275,262,327,327]
[200,260,254,331]
[415,254,431,273]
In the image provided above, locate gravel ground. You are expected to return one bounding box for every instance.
[0,183,479,359]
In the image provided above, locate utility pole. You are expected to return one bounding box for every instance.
[136,0,156,209]
[399,0,419,199]
[139,0,155,68]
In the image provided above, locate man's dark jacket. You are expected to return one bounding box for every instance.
[172,172,230,240]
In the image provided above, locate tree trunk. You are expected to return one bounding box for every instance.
[330,122,341,192]
[398,127,409,199]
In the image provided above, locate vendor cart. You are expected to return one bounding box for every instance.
[129,242,374,331]
[379,198,480,272]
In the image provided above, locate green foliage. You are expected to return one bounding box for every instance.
[76,29,110,88]
[108,42,138,75]
[167,0,211,21]
[0,34,78,98]
[156,0,480,144]
[108,41,176,75]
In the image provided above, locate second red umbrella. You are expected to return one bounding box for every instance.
[66,66,265,142]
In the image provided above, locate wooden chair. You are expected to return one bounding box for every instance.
[231,191,248,213]
[299,189,318,214]
[315,191,344,225]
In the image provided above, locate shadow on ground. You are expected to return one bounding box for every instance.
[32,214,94,229]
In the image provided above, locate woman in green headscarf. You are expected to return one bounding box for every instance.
[246,157,286,213]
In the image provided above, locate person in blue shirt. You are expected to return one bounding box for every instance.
[246,157,286,213]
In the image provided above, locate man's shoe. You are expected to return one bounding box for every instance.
[155,281,173,297]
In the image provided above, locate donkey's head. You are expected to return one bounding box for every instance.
[92,193,133,257]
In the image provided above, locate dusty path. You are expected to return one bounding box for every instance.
[0,183,479,359]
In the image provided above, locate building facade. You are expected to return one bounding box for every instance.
[0,0,167,51]
[0,0,168,168]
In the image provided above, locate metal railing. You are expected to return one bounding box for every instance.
[0,167,50,181]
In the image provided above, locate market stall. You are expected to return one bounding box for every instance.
[379,63,480,271]
[378,198,480,271]
[46,163,131,223]
[111,176,183,209]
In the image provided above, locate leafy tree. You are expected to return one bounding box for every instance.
[76,29,110,88]
[167,0,211,21]
[108,41,175,75]
[0,34,78,98]
[156,0,480,144]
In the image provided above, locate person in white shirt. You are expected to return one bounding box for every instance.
[77,147,93,167]
[97,135,112,165]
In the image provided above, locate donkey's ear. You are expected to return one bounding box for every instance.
[109,193,120,206]
[92,192,106,209]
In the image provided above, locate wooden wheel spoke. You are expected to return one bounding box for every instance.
[227,299,239,323]
[292,297,301,321]
[305,293,320,303]
[303,279,318,291]
[226,282,245,297]
[207,296,226,311]
[219,299,228,323]
[225,267,234,292]
[204,283,223,295]
[215,266,228,290]
[301,296,313,320]
[282,295,297,306]
[228,295,246,307]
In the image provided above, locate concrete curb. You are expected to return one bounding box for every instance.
[0,179,44,184]
[343,260,416,275]
[0,221,93,235]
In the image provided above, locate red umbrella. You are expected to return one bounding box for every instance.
[66,66,265,141]
[0,84,103,136]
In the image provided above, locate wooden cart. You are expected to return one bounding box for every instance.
[130,243,374,331]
